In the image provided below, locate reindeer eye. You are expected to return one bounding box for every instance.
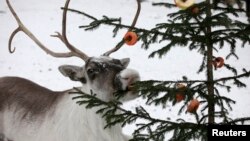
[87,68,97,80]
[87,68,95,74]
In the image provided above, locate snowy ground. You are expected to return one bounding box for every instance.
[1,0,250,139]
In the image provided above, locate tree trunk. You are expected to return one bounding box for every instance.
[206,0,215,124]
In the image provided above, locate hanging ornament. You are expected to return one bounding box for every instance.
[175,0,195,10]
[191,6,199,14]
[176,83,186,90]
[213,57,224,69]
[187,99,200,113]
[124,31,138,46]
[176,93,185,102]
[175,83,187,102]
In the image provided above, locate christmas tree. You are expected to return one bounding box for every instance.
[70,0,250,140]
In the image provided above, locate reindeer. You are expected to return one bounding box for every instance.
[0,0,141,141]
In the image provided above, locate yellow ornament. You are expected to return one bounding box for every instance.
[175,0,195,10]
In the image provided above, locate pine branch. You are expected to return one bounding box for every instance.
[64,8,165,35]
[71,88,173,124]
[214,70,250,83]
[62,2,250,140]
[71,88,208,141]
[61,7,97,20]
[138,70,250,86]
[225,117,250,125]
[152,2,175,8]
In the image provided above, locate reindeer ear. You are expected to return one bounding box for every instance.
[120,58,130,68]
[58,65,86,83]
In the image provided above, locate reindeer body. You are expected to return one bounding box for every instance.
[0,77,129,141]
[2,0,141,140]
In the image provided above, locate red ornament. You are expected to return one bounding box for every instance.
[213,57,224,69]
[187,99,200,113]
[176,93,185,102]
[191,7,199,14]
[124,32,138,46]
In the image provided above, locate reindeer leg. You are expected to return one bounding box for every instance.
[0,133,4,141]
[0,134,10,141]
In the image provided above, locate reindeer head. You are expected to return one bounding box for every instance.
[59,57,140,101]
[6,0,141,101]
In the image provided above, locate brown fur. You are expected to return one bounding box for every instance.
[0,77,65,120]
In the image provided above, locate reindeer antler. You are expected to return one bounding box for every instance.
[102,0,141,56]
[6,0,89,61]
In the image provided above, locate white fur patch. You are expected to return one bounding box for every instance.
[1,90,130,141]
[118,69,140,90]
[116,69,140,101]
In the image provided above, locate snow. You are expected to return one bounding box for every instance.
[1,0,250,139]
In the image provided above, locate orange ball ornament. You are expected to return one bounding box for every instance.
[124,31,138,46]
[187,99,200,113]
[213,57,224,69]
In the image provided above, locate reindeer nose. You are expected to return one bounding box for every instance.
[115,68,140,91]
[124,77,134,91]
[127,75,140,85]
[127,77,133,86]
